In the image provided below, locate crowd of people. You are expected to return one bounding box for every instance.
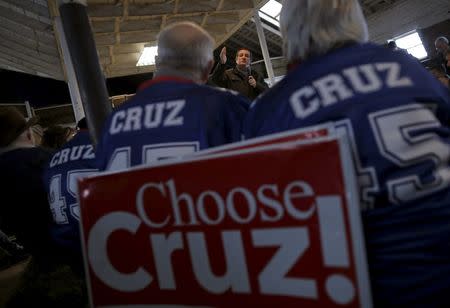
[1,0,450,306]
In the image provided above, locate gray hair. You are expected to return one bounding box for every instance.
[435,36,449,46]
[156,22,214,73]
[280,0,369,62]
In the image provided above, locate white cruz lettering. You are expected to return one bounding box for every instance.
[164,100,185,126]
[252,228,317,299]
[375,62,413,88]
[49,145,95,168]
[289,62,414,119]
[110,100,186,135]
[82,145,95,159]
[88,212,152,292]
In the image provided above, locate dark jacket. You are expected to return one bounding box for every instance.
[210,63,268,100]
[0,147,54,260]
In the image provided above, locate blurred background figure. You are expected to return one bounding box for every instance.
[0,107,54,265]
[41,125,73,151]
[427,61,450,88]
[435,36,450,75]
[446,49,450,75]
[42,117,96,273]
[0,228,28,270]
[386,40,400,51]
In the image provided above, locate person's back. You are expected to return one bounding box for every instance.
[96,22,248,171]
[0,147,53,252]
[42,120,96,267]
[244,0,450,306]
[97,79,247,171]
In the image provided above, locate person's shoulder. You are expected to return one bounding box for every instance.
[357,42,420,65]
[14,147,53,168]
[318,42,398,65]
[54,130,92,154]
[197,85,249,112]
[224,67,237,77]
[72,130,92,144]
[202,84,239,96]
[206,84,250,102]
[251,74,287,105]
[21,146,53,160]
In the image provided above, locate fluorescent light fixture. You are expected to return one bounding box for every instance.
[258,11,280,27]
[393,31,428,60]
[260,0,282,19]
[259,0,281,27]
[136,45,158,66]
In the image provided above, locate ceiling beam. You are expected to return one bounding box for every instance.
[201,13,208,27]
[114,17,121,44]
[160,14,167,30]
[228,32,261,50]
[216,0,226,11]
[173,0,179,14]
[90,8,258,21]
[122,0,129,19]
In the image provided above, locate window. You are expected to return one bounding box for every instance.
[392,31,428,60]
[136,46,158,67]
[259,0,282,27]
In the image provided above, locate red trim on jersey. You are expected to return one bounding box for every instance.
[287,60,301,72]
[138,76,195,91]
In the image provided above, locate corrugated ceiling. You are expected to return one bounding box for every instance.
[0,0,448,81]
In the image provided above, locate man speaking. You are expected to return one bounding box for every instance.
[210,46,268,100]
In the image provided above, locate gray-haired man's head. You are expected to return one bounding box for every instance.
[155,22,215,83]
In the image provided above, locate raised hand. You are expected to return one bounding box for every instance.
[220,46,227,64]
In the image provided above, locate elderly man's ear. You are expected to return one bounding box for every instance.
[201,59,214,84]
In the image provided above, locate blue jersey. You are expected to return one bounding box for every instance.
[96,77,248,171]
[244,43,450,305]
[43,131,97,254]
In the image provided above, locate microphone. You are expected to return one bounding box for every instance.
[247,66,252,77]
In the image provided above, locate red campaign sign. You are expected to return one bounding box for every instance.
[78,137,372,308]
[199,123,333,156]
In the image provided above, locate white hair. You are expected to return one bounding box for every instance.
[435,36,449,46]
[156,22,214,73]
[280,0,369,62]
